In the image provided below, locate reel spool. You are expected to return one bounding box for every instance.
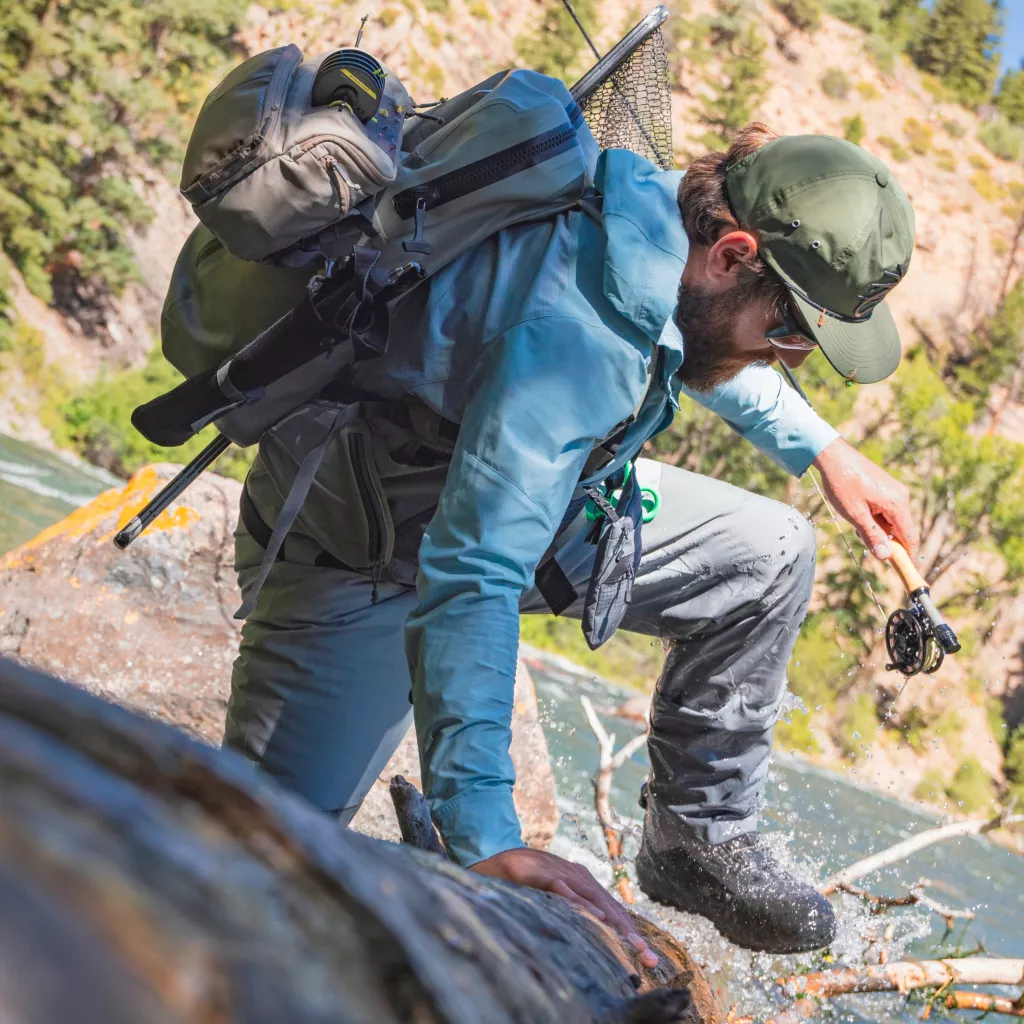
[312,49,386,122]
[884,606,944,677]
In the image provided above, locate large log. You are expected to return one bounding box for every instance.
[0,655,720,1024]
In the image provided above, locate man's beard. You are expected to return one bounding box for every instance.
[675,282,775,393]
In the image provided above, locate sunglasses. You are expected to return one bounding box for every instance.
[765,303,819,352]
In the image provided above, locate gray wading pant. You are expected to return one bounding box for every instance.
[223,458,816,843]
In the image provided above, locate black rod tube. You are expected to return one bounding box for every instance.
[113,434,232,550]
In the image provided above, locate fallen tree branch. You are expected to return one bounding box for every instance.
[832,881,974,929]
[819,809,1024,895]
[941,991,1024,1017]
[779,957,1024,998]
[581,695,649,905]
[389,774,448,856]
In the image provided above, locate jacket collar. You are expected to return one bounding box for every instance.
[595,149,687,353]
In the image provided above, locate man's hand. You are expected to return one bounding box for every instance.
[469,847,659,968]
[813,437,919,561]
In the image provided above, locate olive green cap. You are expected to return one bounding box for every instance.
[725,134,915,384]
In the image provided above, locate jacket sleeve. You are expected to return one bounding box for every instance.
[680,363,839,476]
[404,316,647,867]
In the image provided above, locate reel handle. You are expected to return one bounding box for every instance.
[887,540,927,594]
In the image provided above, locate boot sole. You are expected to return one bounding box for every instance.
[634,845,835,956]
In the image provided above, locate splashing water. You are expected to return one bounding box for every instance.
[528,651,1024,1023]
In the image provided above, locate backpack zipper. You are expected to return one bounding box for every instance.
[391,119,580,221]
[348,431,386,603]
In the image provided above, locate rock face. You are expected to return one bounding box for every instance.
[0,464,559,848]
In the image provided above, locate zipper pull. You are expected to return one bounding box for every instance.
[402,187,436,255]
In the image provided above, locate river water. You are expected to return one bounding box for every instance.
[1,432,1021,1022]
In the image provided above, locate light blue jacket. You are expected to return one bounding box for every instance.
[372,149,838,865]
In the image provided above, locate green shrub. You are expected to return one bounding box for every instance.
[57,348,253,482]
[422,0,449,12]
[820,68,852,99]
[914,768,947,803]
[945,757,995,813]
[978,117,1024,163]
[838,693,879,759]
[935,147,957,172]
[424,21,443,46]
[378,6,400,27]
[903,117,934,155]
[856,81,882,101]
[994,236,1010,257]
[864,32,898,75]
[516,0,597,82]
[775,706,822,754]
[822,0,881,33]
[987,698,1008,741]
[1005,725,1024,804]
[969,153,991,170]
[943,119,967,138]
[773,0,822,32]
[518,615,664,690]
[468,0,491,18]
[971,170,1006,202]
[919,74,949,104]
[877,135,910,162]
[423,62,446,96]
[843,113,866,146]
[787,615,848,714]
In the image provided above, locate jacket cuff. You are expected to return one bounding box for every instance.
[433,787,525,867]
[784,417,840,477]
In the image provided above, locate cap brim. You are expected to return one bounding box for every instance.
[788,290,901,385]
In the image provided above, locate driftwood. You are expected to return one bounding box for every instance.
[779,959,1024,1020]
[819,807,1023,895]
[0,655,720,1024]
[581,695,649,904]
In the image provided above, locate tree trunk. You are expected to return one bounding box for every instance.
[0,655,720,1024]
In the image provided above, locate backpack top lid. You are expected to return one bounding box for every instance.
[180,45,410,262]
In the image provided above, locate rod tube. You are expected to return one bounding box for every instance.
[113,435,232,550]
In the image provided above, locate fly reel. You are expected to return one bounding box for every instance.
[884,606,944,676]
[312,49,387,122]
[883,543,961,678]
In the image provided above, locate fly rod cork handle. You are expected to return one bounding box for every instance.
[886,540,928,594]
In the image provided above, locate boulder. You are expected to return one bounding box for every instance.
[0,463,559,847]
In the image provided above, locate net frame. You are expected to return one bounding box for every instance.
[569,5,673,170]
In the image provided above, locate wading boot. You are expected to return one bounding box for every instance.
[634,787,836,954]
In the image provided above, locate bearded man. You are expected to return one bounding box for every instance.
[224,122,917,958]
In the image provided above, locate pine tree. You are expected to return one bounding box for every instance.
[515,0,598,84]
[0,0,247,308]
[912,0,1003,108]
[996,64,1024,127]
[694,1,768,150]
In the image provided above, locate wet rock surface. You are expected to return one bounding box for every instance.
[0,463,559,847]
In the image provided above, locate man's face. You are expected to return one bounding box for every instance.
[675,236,816,393]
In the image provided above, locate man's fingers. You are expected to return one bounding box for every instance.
[874,498,918,556]
[854,507,892,560]
[563,872,659,966]
[549,878,605,921]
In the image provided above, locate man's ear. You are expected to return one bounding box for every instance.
[704,230,760,289]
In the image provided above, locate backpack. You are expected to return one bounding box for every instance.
[138,48,599,451]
